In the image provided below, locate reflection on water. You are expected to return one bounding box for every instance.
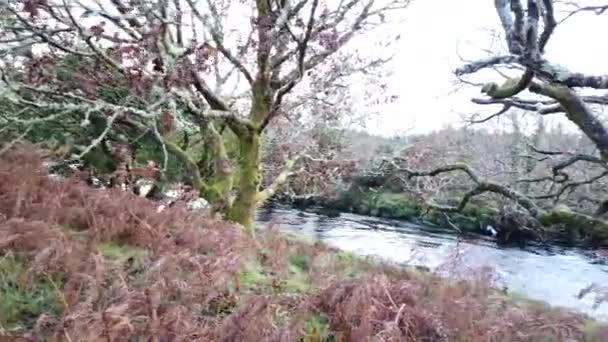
[256,205,608,321]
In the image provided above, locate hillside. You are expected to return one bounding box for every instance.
[1,145,607,341]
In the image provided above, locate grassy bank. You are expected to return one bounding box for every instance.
[1,146,608,341]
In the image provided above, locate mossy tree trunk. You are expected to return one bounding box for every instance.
[224,0,274,230]
[199,123,234,212]
[227,65,273,228]
[228,131,262,229]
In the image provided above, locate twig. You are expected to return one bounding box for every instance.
[443,213,462,233]
[383,281,398,309]
[152,119,169,173]
[0,125,32,156]
[75,111,122,160]
[394,303,406,324]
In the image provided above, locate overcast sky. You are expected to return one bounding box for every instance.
[365,0,608,136]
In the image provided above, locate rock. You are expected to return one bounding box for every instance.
[186,197,210,210]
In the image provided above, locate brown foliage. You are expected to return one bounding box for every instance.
[0,144,251,340]
[311,269,591,341]
[0,144,605,341]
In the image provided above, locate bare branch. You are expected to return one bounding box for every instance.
[471,97,562,114]
[109,0,143,28]
[523,0,540,61]
[552,154,607,174]
[62,0,126,73]
[184,0,254,85]
[455,55,519,76]
[472,91,608,116]
[5,79,159,119]
[538,0,556,53]
[559,3,608,24]
[494,0,524,54]
[528,143,567,156]
[172,89,254,136]
[7,6,94,57]
[532,171,608,201]
[388,160,543,216]
[511,0,526,49]
[257,155,303,202]
[467,104,511,124]
[0,125,33,156]
[190,70,231,111]
[75,110,122,160]
[394,162,481,185]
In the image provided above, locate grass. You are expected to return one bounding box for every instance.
[238,259,271,290]
[96,242,148,261]
[0,253,63,330]
[302,313,334,341]
[1,144,608,341]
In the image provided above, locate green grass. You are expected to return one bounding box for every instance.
[237,259,271,290]
[288,253,310,272]
[97,242,147,261]
[0,253,63,330]
[302,313,335,342]
[96,242,149,279]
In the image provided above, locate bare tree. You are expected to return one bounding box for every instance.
[0,0,410,230]
[367,0,608,243]
[458,1,608,158]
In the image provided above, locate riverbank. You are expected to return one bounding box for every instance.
[257,204,608,320]
[278,185,608,248]
[278,189,499,237]
[2,147,608,340]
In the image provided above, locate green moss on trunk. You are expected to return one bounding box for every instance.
[228,133,262,230]
[200,123,234,212]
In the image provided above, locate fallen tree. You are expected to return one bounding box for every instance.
[376,0,608,245]
[369,155,608,245]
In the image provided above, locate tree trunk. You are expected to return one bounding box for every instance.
[200,123,234,213]
[227,71,272,229]
[228,132,261,230]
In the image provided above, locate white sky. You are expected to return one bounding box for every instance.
[365,0,608,136]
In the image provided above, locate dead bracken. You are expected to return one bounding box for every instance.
[1,144,607,341]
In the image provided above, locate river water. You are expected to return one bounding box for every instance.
[256,204,608,321]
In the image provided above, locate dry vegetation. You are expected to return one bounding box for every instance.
[1,144,607,341]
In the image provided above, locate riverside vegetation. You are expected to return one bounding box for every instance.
[279,127,608,248]
[2,144,608,341]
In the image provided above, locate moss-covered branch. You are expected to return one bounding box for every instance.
[257,156,300,203]
[162,138,206,192]
[529,82,608,160]
[481,70,533,99]
[395,162,542,217]
[393,160,608,245]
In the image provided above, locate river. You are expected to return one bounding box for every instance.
[256,204,608,321]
